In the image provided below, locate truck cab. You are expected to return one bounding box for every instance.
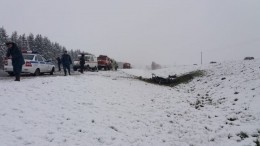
[123,63,131,69]
[97,55,112,70]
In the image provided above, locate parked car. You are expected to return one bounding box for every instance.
[97,55,112,70]
[4,51,55,76]
[123,63,131,69]
[73,54,98,71]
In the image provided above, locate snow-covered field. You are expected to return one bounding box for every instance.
[0,59,259,146]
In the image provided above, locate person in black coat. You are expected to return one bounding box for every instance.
[61,50,72,76]
[79,54,85,73]
[56,57,61,71]
[5,42,25,81]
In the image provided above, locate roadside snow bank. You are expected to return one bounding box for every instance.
[122,59,260,145]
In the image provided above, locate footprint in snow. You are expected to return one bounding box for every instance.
[16,136,23,140]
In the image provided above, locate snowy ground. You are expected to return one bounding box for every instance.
[0,59,259,146]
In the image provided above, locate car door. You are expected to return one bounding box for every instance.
[36,55,47,72]
[41,56,51,72]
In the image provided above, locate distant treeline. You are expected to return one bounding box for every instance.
[0,27,83,68]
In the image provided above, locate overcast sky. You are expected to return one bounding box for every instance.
[1,0,259,67]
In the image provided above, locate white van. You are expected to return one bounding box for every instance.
[73,54,98,71]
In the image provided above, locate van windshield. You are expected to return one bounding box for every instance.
[78,56,90,61]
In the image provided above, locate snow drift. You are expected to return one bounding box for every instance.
[0,59,259,146]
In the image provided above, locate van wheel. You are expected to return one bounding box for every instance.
[94,66,98,72]
[34,69,40,76]
[86,65,90,71]
[50,67,55,75]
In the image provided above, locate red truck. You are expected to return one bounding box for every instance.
[97,55,112,70]
[123,63,131,69]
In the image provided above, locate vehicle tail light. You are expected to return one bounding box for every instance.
[25,61,32,67]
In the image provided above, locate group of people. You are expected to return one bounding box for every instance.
[57,53,85,75]
[5,41,74,81]
[56,50,73,76]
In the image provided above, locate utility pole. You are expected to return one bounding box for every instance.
[201,51,203,65]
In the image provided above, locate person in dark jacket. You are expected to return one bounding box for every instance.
[79,54,85,73]
[5,42,25,81]
[56,57,61,71]
[61,50,72,76]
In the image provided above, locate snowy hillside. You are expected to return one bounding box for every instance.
[0,59,259,146]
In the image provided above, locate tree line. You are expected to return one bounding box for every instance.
[0,27,83,68]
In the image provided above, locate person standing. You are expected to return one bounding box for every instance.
[61,50,72,76]
[115,62,118,71]
[112,60,118,71]
[5,42,25,81]
[79,54,85,73]
[56,57,61,71]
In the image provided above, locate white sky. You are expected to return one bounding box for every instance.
[1,0,260,66]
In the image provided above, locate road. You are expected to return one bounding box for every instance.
[0,69,81,81]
